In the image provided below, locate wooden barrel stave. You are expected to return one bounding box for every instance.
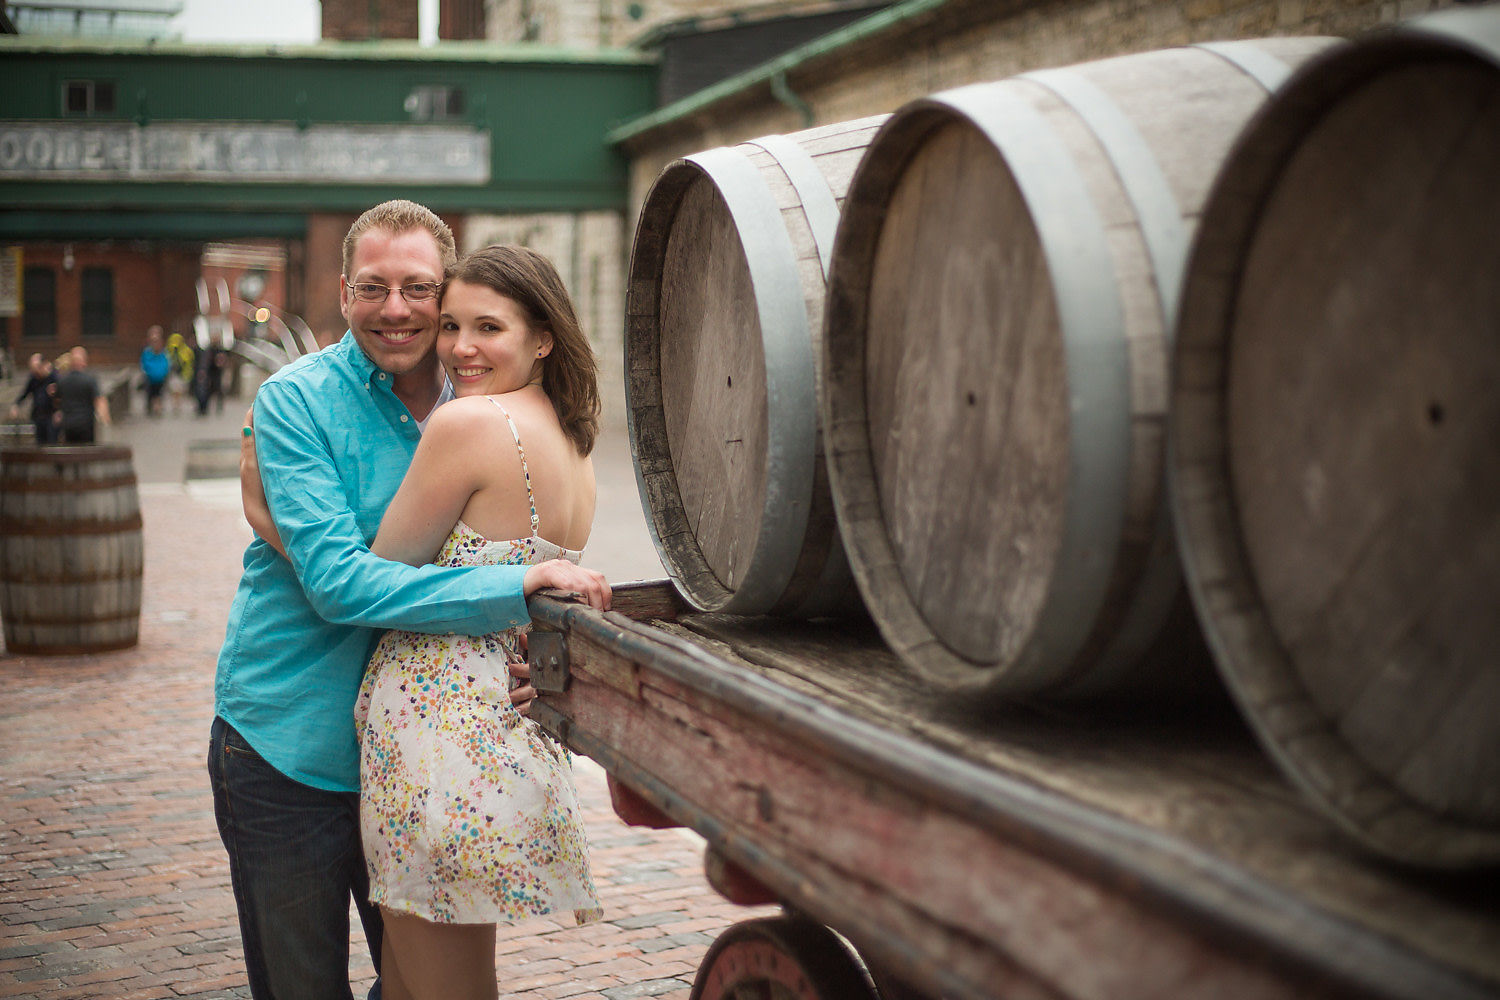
[1170,8,1500,864]
[1,533,143,579]
[823,39,1338,697]
[3,578,142,622]
[0,446,143,655]
[659,172,769,597]
[628,115,886,616]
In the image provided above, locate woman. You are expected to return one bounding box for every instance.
[353,244,606,999]
[140,325,170,417]
[165,331,194,416]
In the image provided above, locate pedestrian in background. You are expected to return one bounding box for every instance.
[8,352,58,444]
[140,325,170,417]
[55,346,110,444]
[195,342,226,416]
[166,331,195,416]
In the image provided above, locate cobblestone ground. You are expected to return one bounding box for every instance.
[0,444,769,998]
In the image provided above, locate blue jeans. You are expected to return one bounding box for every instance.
[208,717,382,1000]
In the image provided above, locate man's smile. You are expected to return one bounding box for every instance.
[375,329,422,344]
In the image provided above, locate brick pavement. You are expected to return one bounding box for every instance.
[0,468,769,998]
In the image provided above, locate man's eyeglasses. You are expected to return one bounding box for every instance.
[349,281,443,303]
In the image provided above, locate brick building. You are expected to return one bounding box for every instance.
[323,0,420,40]
[0,34,653,373]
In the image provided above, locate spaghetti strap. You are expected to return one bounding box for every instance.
[485,396,540,538]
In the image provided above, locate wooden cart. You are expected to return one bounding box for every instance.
[527,582,1500,1000]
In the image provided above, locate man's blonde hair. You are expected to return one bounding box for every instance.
[342,200,457,277]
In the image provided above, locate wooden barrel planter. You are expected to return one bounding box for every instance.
[1169,7,1500,867]
[821,39,1337,697]
[0,445,143,654]
[627,115,887,616]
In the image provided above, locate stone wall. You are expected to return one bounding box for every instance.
[620,0,1451,215]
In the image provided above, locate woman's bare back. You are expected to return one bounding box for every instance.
[454,387,596,552]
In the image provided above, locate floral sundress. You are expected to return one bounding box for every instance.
[353,400,601,926]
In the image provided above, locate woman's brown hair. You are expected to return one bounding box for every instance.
[447,245,600,455]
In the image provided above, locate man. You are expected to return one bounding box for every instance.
[210,200,607,1000]
[139,324,170,417]
[54,346,110,444]
[195,339,226,416]
[8,352,58,444]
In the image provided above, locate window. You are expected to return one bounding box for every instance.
[404,85,465,122]
[81,267,114,338]
[22,267,56,340]
[63,80,116,116]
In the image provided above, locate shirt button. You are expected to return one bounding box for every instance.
[399,414,409,423]
[377,372,386,380]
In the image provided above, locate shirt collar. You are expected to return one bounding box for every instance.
[337,331,381,386]
[340,330,449,425]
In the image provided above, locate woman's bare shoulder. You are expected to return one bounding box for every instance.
[413,397,515,472]
[491,389,566,441]
[424,393,506,436]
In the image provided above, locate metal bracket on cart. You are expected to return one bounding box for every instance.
[528,629,570,693]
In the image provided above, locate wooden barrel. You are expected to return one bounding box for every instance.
[821,39,1337,696]
[1169,8,1500,867]
[0,445,143,654]
[627,115,887,616]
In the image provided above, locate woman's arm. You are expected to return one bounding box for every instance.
[372,400,491,567]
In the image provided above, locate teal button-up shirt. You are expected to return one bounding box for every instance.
[214,333,530,792]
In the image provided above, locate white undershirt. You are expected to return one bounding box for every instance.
[414,377,455,434]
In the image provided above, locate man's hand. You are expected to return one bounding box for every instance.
[508,638,535,716]
[522,560,611,611]
[240,407,287,557]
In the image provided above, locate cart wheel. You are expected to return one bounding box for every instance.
[689,916,878,1000]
